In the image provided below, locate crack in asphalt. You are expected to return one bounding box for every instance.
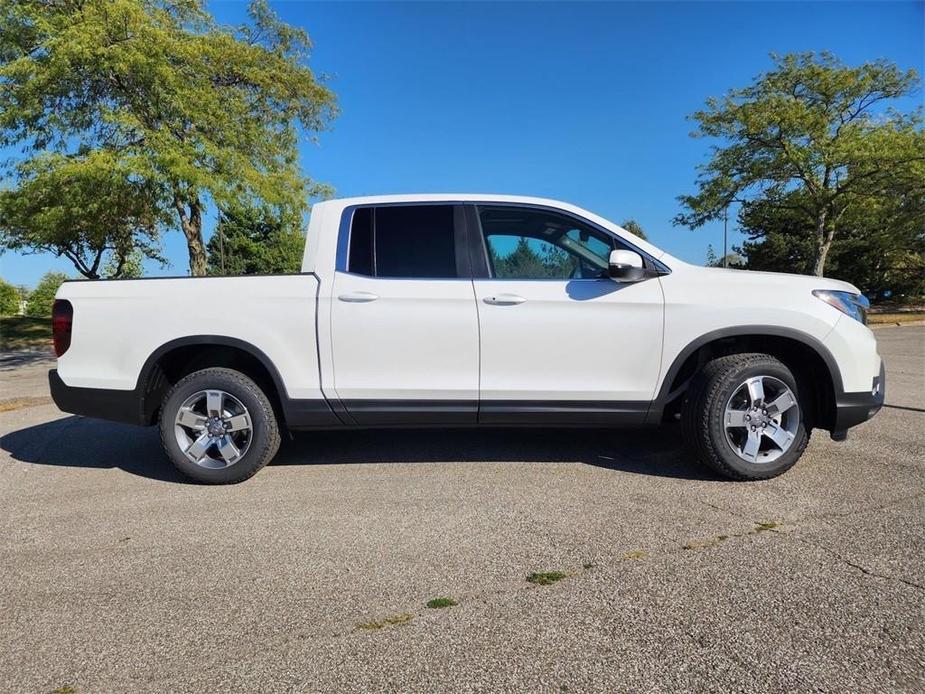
[778,532,925,593]
[691,496,925,592]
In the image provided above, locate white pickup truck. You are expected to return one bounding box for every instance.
[50,194,884,484]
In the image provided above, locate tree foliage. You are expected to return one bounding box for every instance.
[621,219,648,240]
[206,203,304,275]
[675,52,924,277]
[25,271,69,317]
[0,151,165,278]
[739,184,925,299]
[0,0,337,276]
[102,249,146,279]
[489,237,574,279]
[0,277,20,315]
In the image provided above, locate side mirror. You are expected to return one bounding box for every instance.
[608,249,646,282]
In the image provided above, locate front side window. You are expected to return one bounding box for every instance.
[347,205,458,278]
[478,206,616,280]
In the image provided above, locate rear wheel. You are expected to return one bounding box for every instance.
[159,368,281,484]
[682,353,810,480]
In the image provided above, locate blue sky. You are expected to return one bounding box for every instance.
[2,1,922,287]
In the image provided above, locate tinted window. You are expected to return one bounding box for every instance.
[348,207,374,276]
[376,205,456,278]
[347,205,458,278]
[478,206,616,280]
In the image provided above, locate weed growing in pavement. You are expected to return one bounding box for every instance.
[683,520,782,550]
[526,571,567,585]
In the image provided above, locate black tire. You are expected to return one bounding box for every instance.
[159,368,281,484]
[681,353,810,481]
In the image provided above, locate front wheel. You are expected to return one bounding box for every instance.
[159,368,281,484]
[682,353,810,481]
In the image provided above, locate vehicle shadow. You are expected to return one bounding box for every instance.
[1,416,187,483]
[0,350,55,372]
[278,426,717,480]
[2,416,718,483]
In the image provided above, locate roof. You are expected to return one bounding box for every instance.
[319,193,575,207]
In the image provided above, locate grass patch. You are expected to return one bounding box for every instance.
[526,571,567,585]
[425,597,458,609]
[356,613,413,630]
[0,315,52,351]
[684,522,781,551]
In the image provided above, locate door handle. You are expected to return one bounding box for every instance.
[483,294,527,306]
[338,291,379,303]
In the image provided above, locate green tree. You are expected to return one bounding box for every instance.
[206,203,304,275]
[102,249,146,279]
[0,278,19,315]
[0,0,337,276]
[740,184,925,299]
[491,237,574,278]
[0,151,164,279]
[621,219,648,240]
[25,272,69,317]
[675,52,923,277]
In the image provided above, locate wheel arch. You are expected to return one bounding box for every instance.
[136,336,289,425]
[651,326,842,430]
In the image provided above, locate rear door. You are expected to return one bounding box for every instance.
[470,204,665,424]
[330,204,479,424]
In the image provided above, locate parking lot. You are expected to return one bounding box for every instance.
[1,326,923,693]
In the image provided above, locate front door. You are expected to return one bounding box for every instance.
[330,204,479,424]
[471,204,665,424]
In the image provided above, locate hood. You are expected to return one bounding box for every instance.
[686,265,862,295]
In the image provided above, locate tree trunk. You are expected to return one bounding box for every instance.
[812,209,830,277]
[173,193,208,276]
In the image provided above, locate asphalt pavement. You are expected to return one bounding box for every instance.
[1,327,923,693]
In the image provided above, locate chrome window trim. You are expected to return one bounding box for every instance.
[334,270,475,283]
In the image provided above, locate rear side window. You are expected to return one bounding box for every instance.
[347,205,458,278]
[348,207,374,276]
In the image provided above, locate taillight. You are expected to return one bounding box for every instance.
[52,299,73,357]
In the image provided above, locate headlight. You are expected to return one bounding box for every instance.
[812,290,870,325]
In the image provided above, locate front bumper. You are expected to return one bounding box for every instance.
[832,360,885,435]
[49,369,147,425]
